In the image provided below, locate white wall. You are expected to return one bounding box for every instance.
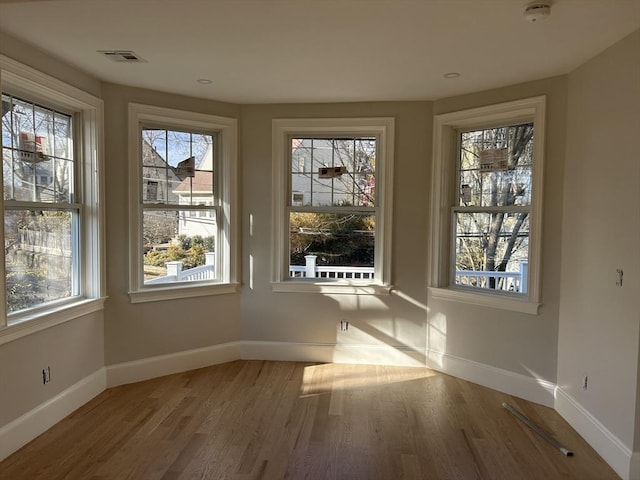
[101,83,242,366]
[240,102,432,367]
[0,34,105,436]
[238,83,566,404]
[558,29,640,479]
[429,76,568,397]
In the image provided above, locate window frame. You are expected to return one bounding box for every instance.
[128,103,238,303]
[0,55,105,344]
[429,97,545,314]
[272,118,394,295]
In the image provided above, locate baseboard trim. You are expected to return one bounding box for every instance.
[631,451,640,480]
[0,367,106,462]
[240,340,426,367]
[240,341,554,406]
[106,341,241,388]
[425,348,556,407]
[555,387,634,480]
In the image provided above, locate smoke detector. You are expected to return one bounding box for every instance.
[524,3,551,22]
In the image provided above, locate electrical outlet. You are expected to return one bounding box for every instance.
[340,320,349,332]
[582,375,588,391]
[42,366,51,385]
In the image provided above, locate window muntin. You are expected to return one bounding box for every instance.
[2,93,81,314]
[453,123,533,295]
[139,127,217,286]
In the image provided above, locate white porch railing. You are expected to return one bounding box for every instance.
[289,255,375,280]
[455,261,528,293]
[145,252,215,284]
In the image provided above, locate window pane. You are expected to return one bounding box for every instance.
[454,211,529,293]
[333,139,355,171]
[289,212,375,279]
[311,139,334,172]
[141,128,213,205]
[2,94,74,203]
[290,136,377,208]
[4,209,77,313]
[459,123,533,207]
[142,209,217,285]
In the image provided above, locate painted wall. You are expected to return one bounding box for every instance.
[0,33,105,429]
[559,29,640,453]
[0,32,101,98]
[101,83,242,365]
[240,102,432,363]
[0,313,104,426]
[427,76,568,388]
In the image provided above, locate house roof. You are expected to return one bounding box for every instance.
[173,170,213,194]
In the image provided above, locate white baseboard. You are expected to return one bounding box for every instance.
[106,341,240,388]
[0,367,106,462]
[240,341,554,406]
[240,340,426,367]
[425,348,556,407]
[555,387,634,480]
[631,452,640,480]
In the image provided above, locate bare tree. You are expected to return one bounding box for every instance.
[456,123,534,289]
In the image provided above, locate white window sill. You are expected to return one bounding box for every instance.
[272,281,393,295]
[429,287,541,315]
[129,282,240,303]
[0,297,107,346]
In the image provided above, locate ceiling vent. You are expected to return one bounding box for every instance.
[98,50,147,63]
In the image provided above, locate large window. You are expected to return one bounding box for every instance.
[429,97,545,314]
[128,104,238,303]
[272,118,394,294]
[0,55,104,337]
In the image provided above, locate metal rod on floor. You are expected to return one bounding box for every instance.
[502,402,574,457]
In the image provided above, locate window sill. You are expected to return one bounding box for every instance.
[129,282,240,303]
[272,281,393,295]
[0,297,107,346]
[429,287,541,315]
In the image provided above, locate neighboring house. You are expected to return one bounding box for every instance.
[142,139,180,205]
[141,140,215,241]
[172,143,216,238]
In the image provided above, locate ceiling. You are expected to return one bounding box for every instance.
[0,0,638,104]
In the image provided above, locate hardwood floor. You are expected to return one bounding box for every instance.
[0,361,620,480]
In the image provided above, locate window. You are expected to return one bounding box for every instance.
[272,118,394,294]
[128,104,238,303]
[429,97,545,314]
[0,55,104,339]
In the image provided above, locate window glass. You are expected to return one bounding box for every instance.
[2,93,79,314]
[139,127,217,286]
[453,123,534,295]
[288,137,377,280]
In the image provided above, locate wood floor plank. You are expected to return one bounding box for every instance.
[0,361,621,480]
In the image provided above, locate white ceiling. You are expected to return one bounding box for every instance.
[0,0,638,104]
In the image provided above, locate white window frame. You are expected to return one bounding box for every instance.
[0,55,105,345]
[429,97,545,314]
[272,118,394,295]
[128,103,238,303]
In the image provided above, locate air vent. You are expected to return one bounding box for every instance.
[98,50,147,63]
